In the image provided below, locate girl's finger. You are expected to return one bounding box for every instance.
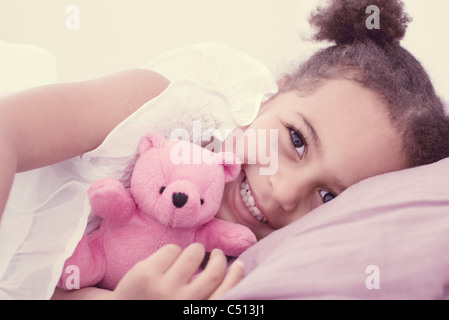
[138,244,183,274]
[186,248,228,299]
[164,243,206,284]
[209,260,245,300]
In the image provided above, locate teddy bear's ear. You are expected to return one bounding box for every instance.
[216,152,241,183]
[138,132,166,155]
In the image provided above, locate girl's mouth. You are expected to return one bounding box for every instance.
[240,177,269,224]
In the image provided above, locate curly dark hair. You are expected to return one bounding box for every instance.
[280,0,449,167]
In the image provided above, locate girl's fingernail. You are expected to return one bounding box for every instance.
[233,260,245,270]
[210,248,223,257]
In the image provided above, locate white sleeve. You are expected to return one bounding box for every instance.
[143,42,278,127]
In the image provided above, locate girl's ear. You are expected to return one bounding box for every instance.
[138,132,166,155]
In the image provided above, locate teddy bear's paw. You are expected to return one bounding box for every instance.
[89,178,125,197]
[223,228,257,256]
[88,178,135,221]
[199,220,257,257]
[57,235,107,290]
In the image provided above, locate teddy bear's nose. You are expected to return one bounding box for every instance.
[172,192,189,208]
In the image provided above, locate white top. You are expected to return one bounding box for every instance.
[0,43,278,299]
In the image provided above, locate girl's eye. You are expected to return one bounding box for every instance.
[320,190,336,203]
[290,129,306,159]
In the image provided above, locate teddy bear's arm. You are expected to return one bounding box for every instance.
[195,218,257,257]
[88,178,136,223]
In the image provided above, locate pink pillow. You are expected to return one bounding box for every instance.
[222,158,449,300]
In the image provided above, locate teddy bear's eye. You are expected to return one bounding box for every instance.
[159,186,166,194]
[200,199,204,205]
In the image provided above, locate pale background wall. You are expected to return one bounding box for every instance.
[0,0,448,101]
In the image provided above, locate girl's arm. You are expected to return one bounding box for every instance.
[0,69,170,219]
[0,128,17,223]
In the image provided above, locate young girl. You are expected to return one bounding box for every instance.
[1,0,448,299]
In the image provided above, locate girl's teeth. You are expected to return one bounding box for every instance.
[240,178,268,224]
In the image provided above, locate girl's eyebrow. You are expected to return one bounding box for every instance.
[295,111,321,153]
[295,111,348,194]
[331,177,348,194]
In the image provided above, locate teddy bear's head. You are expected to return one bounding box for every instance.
[130,132,241,228]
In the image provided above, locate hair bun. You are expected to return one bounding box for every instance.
[309,0,412,45]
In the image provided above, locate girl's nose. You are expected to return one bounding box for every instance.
[268,168,305,213]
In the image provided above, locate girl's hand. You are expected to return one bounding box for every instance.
[111,243,244,300]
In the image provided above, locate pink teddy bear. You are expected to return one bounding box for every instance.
[58,132,257,290]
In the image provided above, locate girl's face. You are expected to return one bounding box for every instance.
[216,79,407,239]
